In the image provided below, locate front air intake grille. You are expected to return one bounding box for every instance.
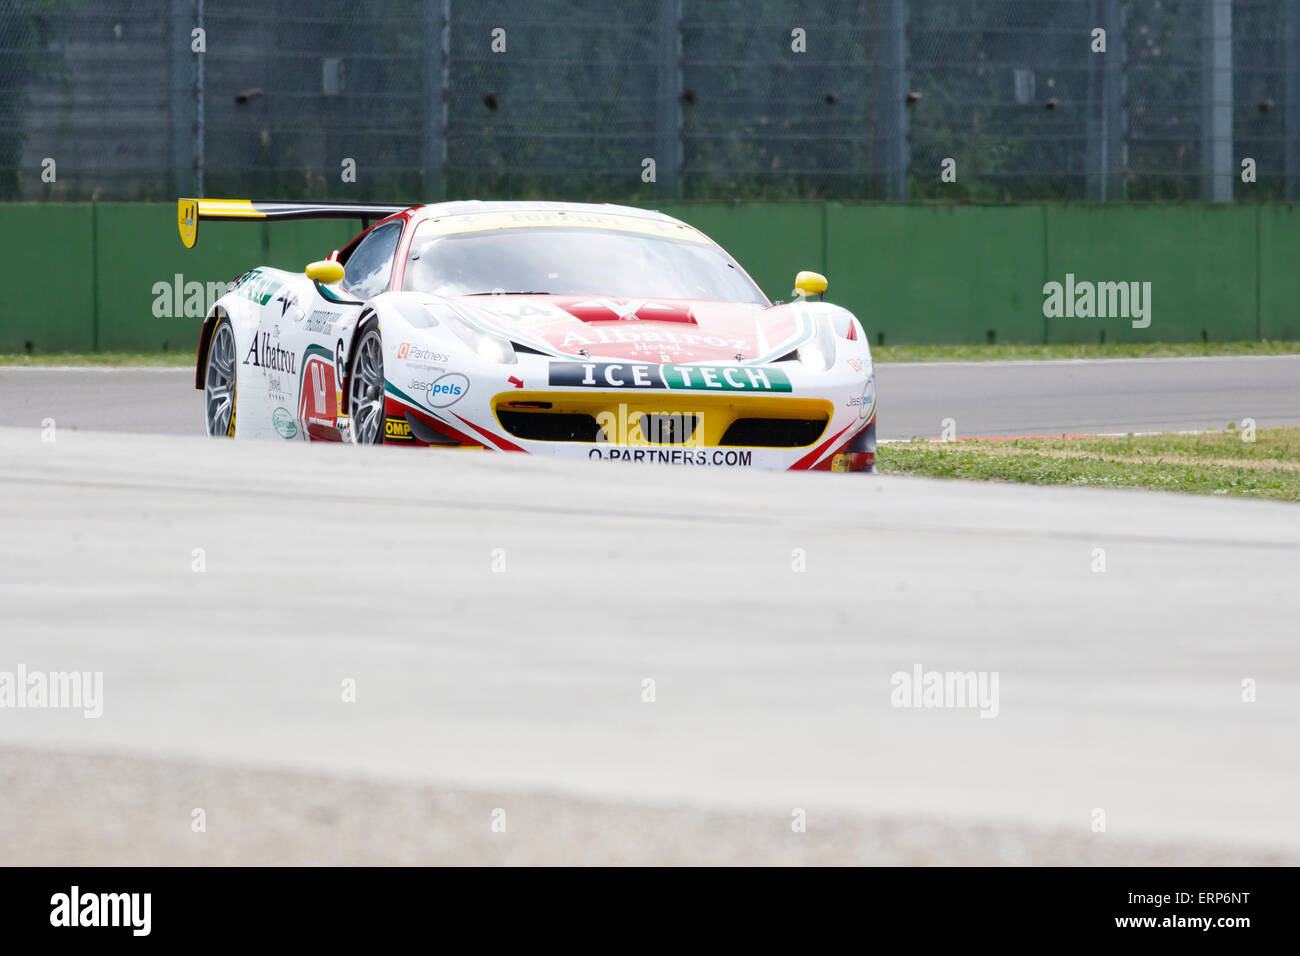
[719,417,827,448]
[495,391,833,448]
[638,413,699,444]
[497,410,601,442]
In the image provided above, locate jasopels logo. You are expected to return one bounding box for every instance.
[1042,273,1151,329]
[426,373,469,408]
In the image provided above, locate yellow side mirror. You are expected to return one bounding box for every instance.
[306,260,345,283]
[793,270,828,298]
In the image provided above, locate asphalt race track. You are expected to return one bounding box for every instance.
[879,355,1300,438]
[1,424,1298,864]
[2,354,1299,439]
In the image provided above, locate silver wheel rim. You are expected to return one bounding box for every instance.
[204,322,236,437]
[350,329,385,444]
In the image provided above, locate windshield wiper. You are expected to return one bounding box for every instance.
[464,291,554,296]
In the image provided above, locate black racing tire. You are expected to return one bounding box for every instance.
[203,316,238,438]
[348,317,386,445]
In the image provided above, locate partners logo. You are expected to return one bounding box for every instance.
[397,342,451,364]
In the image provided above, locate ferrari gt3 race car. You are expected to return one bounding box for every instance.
[182,199,877,471]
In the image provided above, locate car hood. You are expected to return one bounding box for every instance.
[448,294,815,365]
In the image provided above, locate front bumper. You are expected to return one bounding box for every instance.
[381,356,877,472]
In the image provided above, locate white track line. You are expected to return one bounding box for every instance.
[0,366,191,373]
[877,354,1300,369]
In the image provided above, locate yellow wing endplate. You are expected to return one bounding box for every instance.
[178,199,197,248]
[177,199,266,248]
[177,198,408,248]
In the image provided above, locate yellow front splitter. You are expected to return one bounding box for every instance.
[493,390,833,448]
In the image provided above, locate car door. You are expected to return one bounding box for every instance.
[288,221,404,440]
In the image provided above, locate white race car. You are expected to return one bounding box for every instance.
[183,198,877,471]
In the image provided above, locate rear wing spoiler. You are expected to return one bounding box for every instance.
[177,198,412,248]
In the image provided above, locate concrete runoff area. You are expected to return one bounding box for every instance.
[0,426,1297,864]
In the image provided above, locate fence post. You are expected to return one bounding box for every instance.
[656,0,683,198]
[195,0,205,196]
[877,0,908,201]
[1087,0,1126,200]
[170,0,195,196]
[1287,0,1300,199]
[422,0,449,202]
[1201,0,1233,202]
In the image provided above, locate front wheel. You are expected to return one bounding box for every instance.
[348,319,385,444]
[204,317,237,437]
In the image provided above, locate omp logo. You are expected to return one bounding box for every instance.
[550,362,791,392]
[1042,273,1152,329]
[50,886,151,936]
[384,417,413,441]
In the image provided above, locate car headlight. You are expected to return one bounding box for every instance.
[796,317,837,372]
[440,309,518,365]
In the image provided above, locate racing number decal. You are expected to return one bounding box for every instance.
[298,350,340,440]
[311,362,328,414]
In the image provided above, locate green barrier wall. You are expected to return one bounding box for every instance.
[0,204,357,353]
[1258,205,1300,341]
[2,205,96,352]
[1,202,1297,351]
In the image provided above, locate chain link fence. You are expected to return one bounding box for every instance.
[2,0,1298,202]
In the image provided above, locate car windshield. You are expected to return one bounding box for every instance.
[402,224,767,304]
